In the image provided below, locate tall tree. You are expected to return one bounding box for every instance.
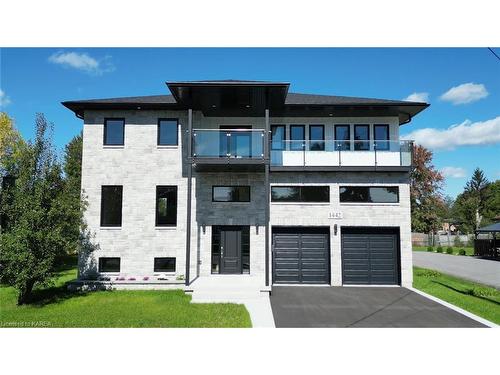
[410,144,445,233]
[0,114,83,304]
[0,112,23,174]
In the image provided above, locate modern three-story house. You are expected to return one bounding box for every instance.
[63,80,428,290]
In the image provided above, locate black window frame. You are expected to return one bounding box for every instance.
[98,257,121,273]
[334,124,351,150]
[212,186,251,202]
[154,257,176,273]
[309,124,325,151]
[339,186,400,203]
[103,118,125,146]
[271,186,330,203]
[157,118,179,146]
[155,186,178,227]
[354,124,370,151]
[100,185,123,227]
[270,124,286,150]
[374,124,390,151]
[290,125,305,151]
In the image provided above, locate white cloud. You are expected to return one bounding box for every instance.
[441,167,467,178]
[403,92,429,103]
[48,51,115,75]
[440,82,488,105]
[0,89,11,108]
[402,116,500,150]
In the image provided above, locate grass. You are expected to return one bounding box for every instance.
[413,246,475,256]
[413,266,500,324]
[0,266,252,328]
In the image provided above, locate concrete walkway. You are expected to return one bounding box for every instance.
[413,252,500,289]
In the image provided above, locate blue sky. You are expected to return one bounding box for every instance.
[1,48,499,198]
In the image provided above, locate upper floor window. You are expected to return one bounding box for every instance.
[271,186,330,203]
[104,119,125,146]
[212,186,250,202]
[340,186,399,203]
[354,124,370,151]
[100,185,123,227]
[290,125,305,150]
[335,125,350,150]
[271,125,285,150]
[158,119,178,146]
[374,124,390,150]
[156,186,177,226]
[309,125,325,151]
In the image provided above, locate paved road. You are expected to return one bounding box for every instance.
[413,252,500,289]
[270,286,486,327]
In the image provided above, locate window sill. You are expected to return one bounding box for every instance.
[155,226,177,230]
[212,201,251,204]
[340,202,400,206]
[271,202,330,206]
[103,145,124,149]
[157,145,179,149]
[100,227,122,230]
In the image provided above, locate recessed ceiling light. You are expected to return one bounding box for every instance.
[137,106,141,110]
[329,113,333,116]
[245,104,251,108]
[212,105,216,108]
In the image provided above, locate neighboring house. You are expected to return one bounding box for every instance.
[63,80,428,289]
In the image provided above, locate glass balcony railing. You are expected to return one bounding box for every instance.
[192,129,265,159]
[270,140,413,167]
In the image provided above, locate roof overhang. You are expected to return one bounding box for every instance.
[166,80,290,116]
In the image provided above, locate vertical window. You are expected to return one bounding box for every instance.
[98,257,121,272]
[100,186,123,227]
[156,186,177,226]
[104,119,125,145]
[271,125,285,150]
[154,257,176,272]
[354,124,370,151]
[309,125,325,151]
[290,125,305,150]
[335,125,350,150]
[157,119,178,146]
[374,124,390,150]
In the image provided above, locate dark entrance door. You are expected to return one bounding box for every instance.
[341,227,400,285]
[212,226,250,274]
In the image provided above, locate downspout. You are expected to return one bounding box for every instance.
[264,108,270,287]
[185,109,193,286]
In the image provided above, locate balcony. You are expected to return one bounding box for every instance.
[270,140,413,171]
[191,129,267,171]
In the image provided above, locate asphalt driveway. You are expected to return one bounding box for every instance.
[270,286,487,327]
[413,252,500,289]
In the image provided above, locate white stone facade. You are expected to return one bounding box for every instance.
[79,110,412,287]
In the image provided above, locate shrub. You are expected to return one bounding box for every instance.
[427,246,434,252]
[458,249,466,256]
[436,246,443,253]
[466,287,496,297]
[415,269,441,278]
[446,247,453,254]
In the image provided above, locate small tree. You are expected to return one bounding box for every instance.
[0,114,83,304]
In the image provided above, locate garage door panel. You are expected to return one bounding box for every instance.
[273,228,330,284]
[342,229,399,285]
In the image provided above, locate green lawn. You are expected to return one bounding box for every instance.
[413,246,475,256]
[0,267,251,328]
[413,266,500,324]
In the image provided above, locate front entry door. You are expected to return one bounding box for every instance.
[220,226,243,274]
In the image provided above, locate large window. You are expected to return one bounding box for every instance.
[98,257,120,272]
[212,186,250,202]
[154,257,176,272]
[354,124,370,150]
[290,125,305,150]
[100,186,123,227]
[335,125,350,150]
[104,119,125,145]
[374,124,390,150]
[157,119,178,146]
[309,125,325,151]
[271,125,285,150]
[271,186,330,203]
[156,186,177,226]
[340,186,399,203]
